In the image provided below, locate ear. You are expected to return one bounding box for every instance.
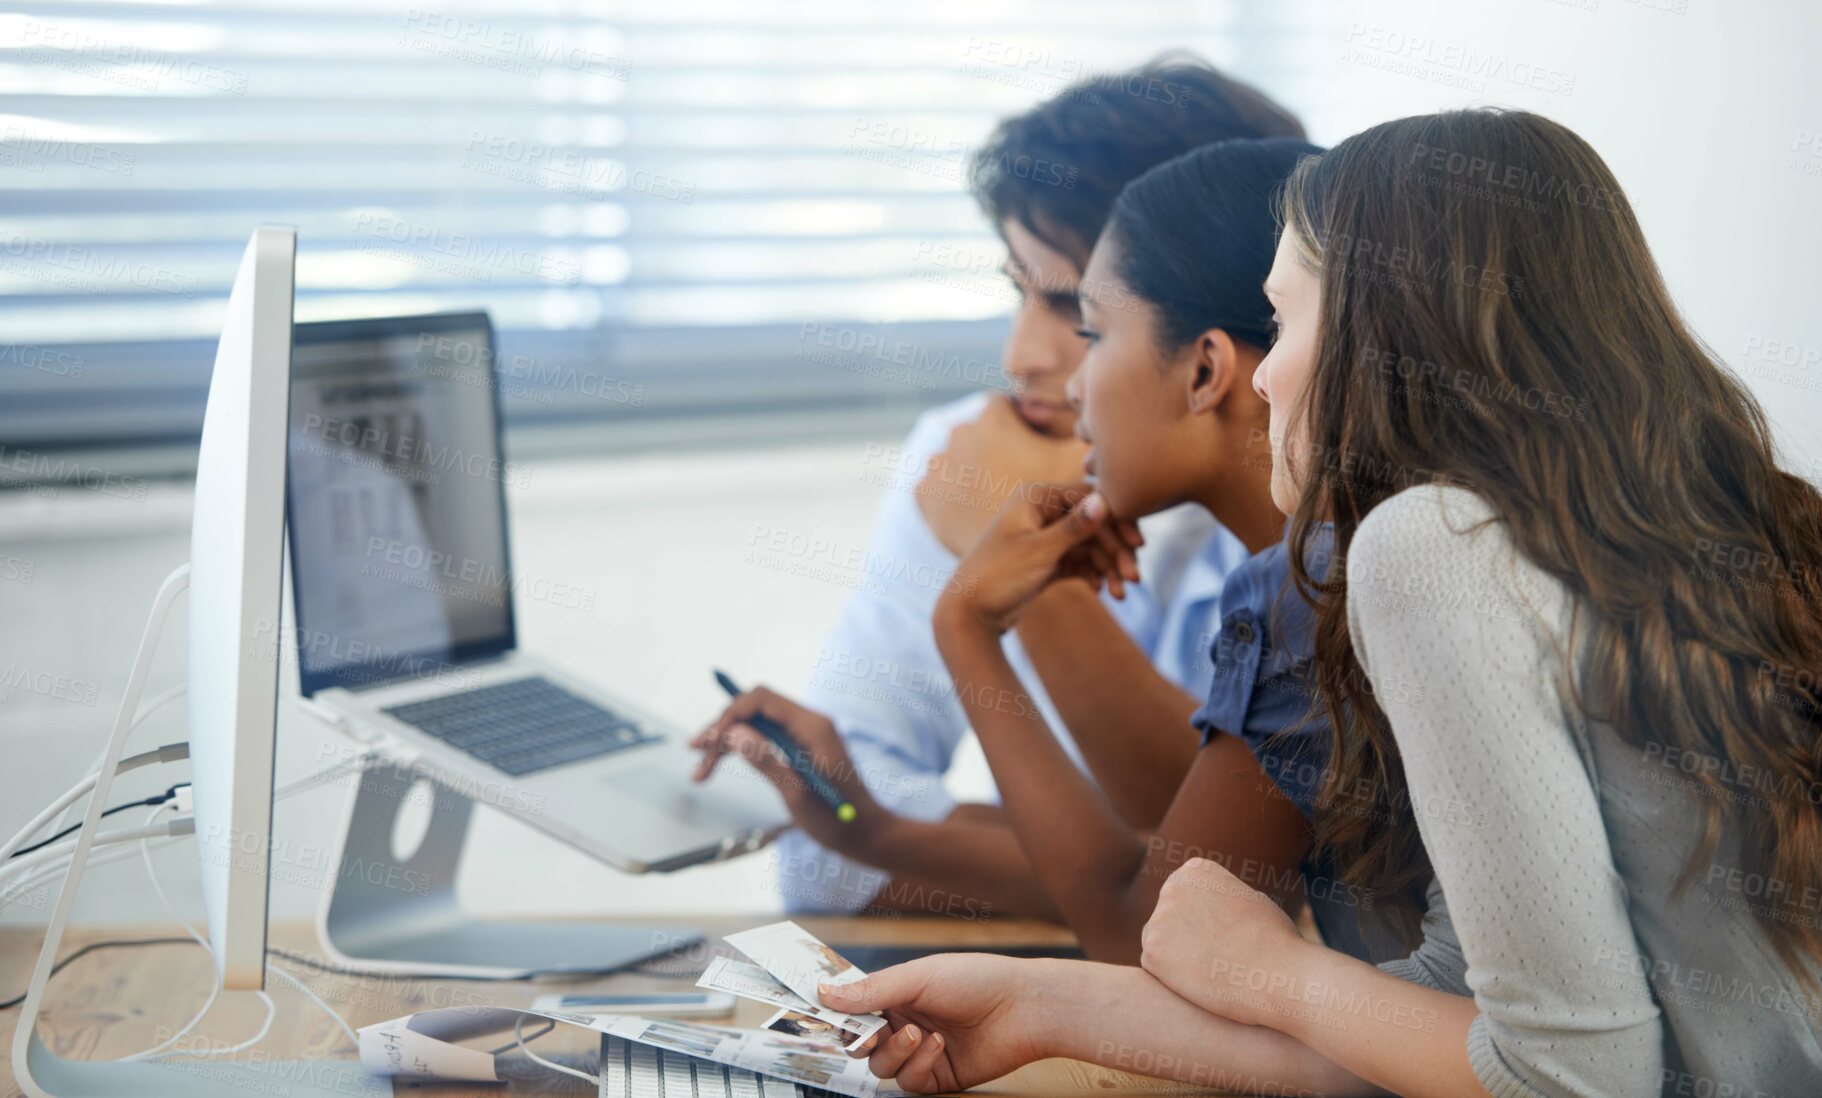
[1184,329,1239,416]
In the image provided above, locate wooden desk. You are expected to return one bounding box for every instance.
[1,917,1220,1097]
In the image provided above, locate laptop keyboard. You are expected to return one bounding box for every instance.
[384,676,661,777]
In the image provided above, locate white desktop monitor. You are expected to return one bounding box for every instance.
[13,227,381,1097]
[187,224,295,991]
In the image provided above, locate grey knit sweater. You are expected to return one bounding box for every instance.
[1349,485,1822,1098]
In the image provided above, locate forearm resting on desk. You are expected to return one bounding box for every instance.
[828,955,1381,1096]
[1040,960,1385,1096]
[1191,939,1485,1098]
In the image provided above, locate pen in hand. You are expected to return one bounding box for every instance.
[712,670,857,823]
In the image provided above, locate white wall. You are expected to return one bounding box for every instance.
[1302,0,1822,475]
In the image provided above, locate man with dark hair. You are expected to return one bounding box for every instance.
[702,57,1306,917]
[971,55,1305,269]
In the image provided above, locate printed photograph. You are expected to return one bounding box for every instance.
[763,1009,868,1049]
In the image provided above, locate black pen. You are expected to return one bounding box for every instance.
[713,669,856,823]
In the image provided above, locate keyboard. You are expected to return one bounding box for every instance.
[601,1039,801,1098]
[383,676,660,777]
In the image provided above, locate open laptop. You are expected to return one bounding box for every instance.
[285,311,786,872]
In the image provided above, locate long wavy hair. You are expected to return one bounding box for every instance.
[1279,109,1822,972]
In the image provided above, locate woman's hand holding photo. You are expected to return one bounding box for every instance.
[820,954,1054,1094]
[823,952,1382,1096]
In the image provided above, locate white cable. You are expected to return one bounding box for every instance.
[47,684,190,840]
[513,1012,602,1086]
[3,762,348,910]
[125,804,277,1063]
[2,775,96,864]
[122,805,224,1061]
[141,990,277,1062]
[7,743,366,1052]
[0,828,179,908]
[130,682,188,731]
[0,838,164,912]
[3,742,189,863]
[273,752,373,801]
[266,961,360,1050]
[0,818,192,886]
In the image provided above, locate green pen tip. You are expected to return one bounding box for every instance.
[837,802,857,823]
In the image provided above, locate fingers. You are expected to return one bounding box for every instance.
[1088,524,1139,591]
[1025,482,1086,523]
[700,686,835,797]
[895,1030,950,1093]
[711,686,833,750]
[823,962,953,1090]
[820,961,929,1016]
[819,975,875,1013]
[1027,487,1139,598]
[709,684,781,736]
[847,1008,915,1060]
[720,726,846,823]
[1030,484,1138,557]
[863,1021,924,1080]
[1035,491,1107,557]
[689,725,729,782]
[1023,483,1139,563]
[1057,528,1139,599]
[1083,542,1117,596]
[698,691,781,783]
[725,727,787,781]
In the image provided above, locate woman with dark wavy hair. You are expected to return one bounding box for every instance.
[810,109,1822,1098]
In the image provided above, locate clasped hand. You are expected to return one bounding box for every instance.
[936,484,1144,638]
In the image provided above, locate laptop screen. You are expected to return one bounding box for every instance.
[286,312,517,696]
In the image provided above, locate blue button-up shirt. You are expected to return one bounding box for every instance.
[1190,530,1404,964]
[1190,535,1332,814]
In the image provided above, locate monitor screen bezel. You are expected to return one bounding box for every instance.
[285,310,519,697]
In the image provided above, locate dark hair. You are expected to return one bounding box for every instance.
[1281,109,1822,972]
[970,53,1305,268]
[1105,137,1322,351]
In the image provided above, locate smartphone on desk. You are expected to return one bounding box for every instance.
[532,991,736,1017]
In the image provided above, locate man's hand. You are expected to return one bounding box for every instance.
[821,955,1055,1093]
[917,396,1091,556]
[691,686,885,856]
[937,485,1142,639]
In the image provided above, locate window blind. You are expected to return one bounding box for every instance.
[0,0,1333,457]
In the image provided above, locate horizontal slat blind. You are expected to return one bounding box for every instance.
[0,0,1333,455]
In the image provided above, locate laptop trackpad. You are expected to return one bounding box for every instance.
[602,764,709,821]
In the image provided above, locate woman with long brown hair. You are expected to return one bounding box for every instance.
[807,109,1822,1097]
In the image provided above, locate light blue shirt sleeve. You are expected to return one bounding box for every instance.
[776,397,982,912]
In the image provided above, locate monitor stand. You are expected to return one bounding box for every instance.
[316,760,703,979]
